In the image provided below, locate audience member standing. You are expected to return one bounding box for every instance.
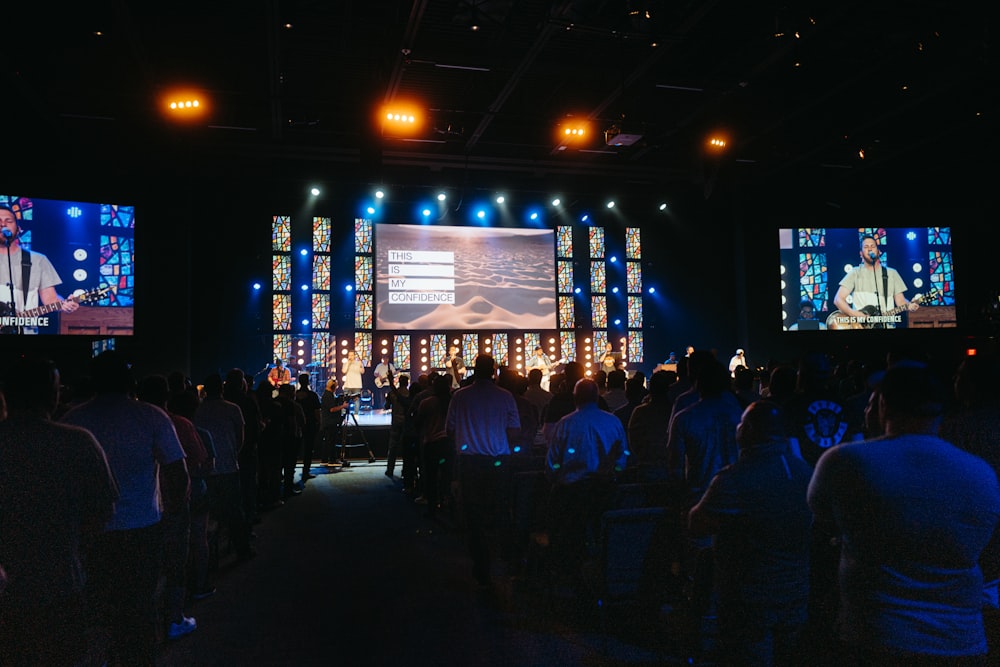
[224,368,262,525]
[295,373,322,483]
[667,358,743,504]
[137,374,209,640]
[545,378,627,576]
[688,401,813,666]
[195,374,254,560]
[0,356,117,665]
[446,355,520,586]
[61,351,189,666]
[626,369,674,475]
[808,363,1000,666]
[416,373,453,515]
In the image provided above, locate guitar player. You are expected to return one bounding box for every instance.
[372,355,396,410]
[832,234,918,329]
[1,205,79,334]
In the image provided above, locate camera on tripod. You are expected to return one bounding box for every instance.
[343,392,361,401]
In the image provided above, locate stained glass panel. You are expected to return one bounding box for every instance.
[272,254,291,291]
[797,228,825,248]
[393,335,411,372]
[100,204,135,229]
[313,254,330,290]
[593,331,608,359]
[627,295,642,329]
[591,295,607,328]
[99,235,135,305]
[560,331,576,364]
[492,333,509,368]
[929,251,955,305]
[590,261,606,293]
[355,255,373,292]
[626,261,642,293]
[312,216,331,252]
[355,218,372,253]
[354,293,373,329]
[858,228,887,245]
[589,227,605,259]
[625,227,641,259]
[272,215,291,252]
[628,331,644,364]
[312,293,330,330]
[463,333,479,366]
[557,225,573,258]
[312,333,332,371]
[355,332,373,364]
[524,333,540,360]
[557,260,574,293]
[558,296,575,329]
[272,294,291,330]
[928,227,951,245]
[430,334,447,368]
[798,252,828,310]
[273,334,291,363]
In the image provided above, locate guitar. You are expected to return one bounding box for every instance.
[826,289,940,330]
[374,365,394,388]
[0,284,111,332]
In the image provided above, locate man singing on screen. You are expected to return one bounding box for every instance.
[832,235,918,330]
[1,206,79,334]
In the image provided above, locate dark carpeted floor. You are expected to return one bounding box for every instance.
[156,460,694,666]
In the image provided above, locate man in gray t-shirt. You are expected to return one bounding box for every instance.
[1,205,79,333]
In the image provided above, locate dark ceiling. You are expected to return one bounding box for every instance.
[3,1,995,199]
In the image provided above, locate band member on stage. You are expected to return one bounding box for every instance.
[342,350,365,414]
[600,342,624,373]
[443,345,466,389]
[832,235,918,329]
[525,346,553,391]
[372,355,396,411]
[267,358,292,389]
[1,205,79,334]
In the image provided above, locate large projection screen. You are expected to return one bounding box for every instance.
[375,224,557,330]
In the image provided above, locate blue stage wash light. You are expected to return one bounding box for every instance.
[461,444,469,451]
[568,448,576,454]
[614,319,621,325]
[300,248,308,256]
[581,214,589,222]
[530,212,539,220]
[513,446,522,453]
[612,286,619,293]
[367,206,375,215]
[253,282,262,290]
[648,287,655,294]
[422,208,431,217]
[345,284,353,292]
[67,206,83,218]
[301,319,309,326]
[477,209,486,219]
[610,256,617,263]
[574,287,581,294]
[300,284,308,291]
[907,231,917,241]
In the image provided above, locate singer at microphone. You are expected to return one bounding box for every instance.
[832,234,919,329]
[2,205,81,333]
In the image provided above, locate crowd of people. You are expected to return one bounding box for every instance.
[2,344,1000,666]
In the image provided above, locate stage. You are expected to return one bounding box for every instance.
[334,407,393,460]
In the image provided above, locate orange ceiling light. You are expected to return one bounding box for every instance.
[379,102,425,136]
[161,89,209,123]
[555,119,591,145]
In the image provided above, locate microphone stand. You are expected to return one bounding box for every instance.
[3,234,21,334]
[870,253,883,330]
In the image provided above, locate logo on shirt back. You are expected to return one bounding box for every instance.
[803,399,849,450]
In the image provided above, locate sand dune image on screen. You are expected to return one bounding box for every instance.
[375,224,557,330]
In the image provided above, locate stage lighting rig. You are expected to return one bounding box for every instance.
[604,124,643,147]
